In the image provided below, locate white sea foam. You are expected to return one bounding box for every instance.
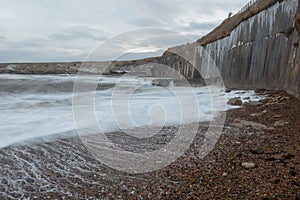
[0,74,261,148]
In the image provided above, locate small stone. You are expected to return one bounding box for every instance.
[225,89,232,93]
[235,91,246,95]
[152,79,171,87]
[222,172,228,177]
[241,162,256,169]
[274,120,290,127]
[227,97,242,106]
[244,101,263,106]
[290,170,297,177]
[250,113,262,117]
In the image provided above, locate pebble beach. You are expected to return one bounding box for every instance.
[0,89,299,199]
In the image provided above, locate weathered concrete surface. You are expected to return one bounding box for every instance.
[198,0,283,45]
[197,0,300,97]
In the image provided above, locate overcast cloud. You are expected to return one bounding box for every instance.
[0,0,249,62]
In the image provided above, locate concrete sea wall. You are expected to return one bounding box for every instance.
[197,0,300,97]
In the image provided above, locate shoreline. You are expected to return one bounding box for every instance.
[0,90,299,199]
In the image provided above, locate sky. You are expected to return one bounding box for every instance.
[0,0,249,63]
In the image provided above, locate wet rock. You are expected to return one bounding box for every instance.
[274,120,290,127]
[227,97,242,106]
[225,89,232,93]
[241,162,256,169]
[235,91,246,95]
[110,70,127,75]
[254,89,273,96]
[244,101,263,106]
[152,79,172,87]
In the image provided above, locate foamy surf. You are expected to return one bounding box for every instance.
[0,74,261,148]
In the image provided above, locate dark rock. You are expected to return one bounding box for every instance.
[227,97,242,106]
[225,89,232,93]
[152,79,172,87]
[254,89,265,94]
[235,91,246,95]
[110,70,127,75]
[290,170,297,177]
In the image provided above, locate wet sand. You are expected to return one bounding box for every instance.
[0,90,299,199]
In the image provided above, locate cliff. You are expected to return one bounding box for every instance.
[0,54,199,80]
[0,58,159,75]
[196,0,300,97]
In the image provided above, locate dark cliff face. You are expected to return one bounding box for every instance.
[196,0,300,97]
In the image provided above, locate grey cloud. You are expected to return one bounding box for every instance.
[9,37,50,49]
[185,34,204,40]
[49,25,108,41]
[129,17,164,27]
[0,0,249,62]
[117,50,165,61]
[188,22,219,31]
[0,35,6,41]
[0,48,87,63]
[0,35,90,62]
[87,28,193,61]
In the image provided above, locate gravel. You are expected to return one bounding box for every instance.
[0,90,299,199]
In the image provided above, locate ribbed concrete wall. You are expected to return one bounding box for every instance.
[198,0,300,97]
